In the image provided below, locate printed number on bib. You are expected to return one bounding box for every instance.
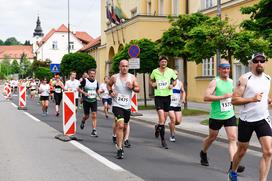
[157,80,168,90]
[220,98,232,112]
[171,95,180,106]
[88,90,97,99]
[55,88,62,93]
[117,94,129,106]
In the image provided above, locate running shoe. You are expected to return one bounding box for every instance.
[80,120,85,130]
[161,140,168,149]
[200,150,209,166]
[155,124,159,138]
[112,136,117,144]
[124,140,131,148]
[228,171,237,181]
[56,112,59,117]
[116,149,124,159]
[237,165,245,173]
[91,129,98,137]
[169,136,176,142]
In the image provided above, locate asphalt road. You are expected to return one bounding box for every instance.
[5,94,272,181]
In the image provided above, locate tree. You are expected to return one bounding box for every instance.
[24,40,31,45]
[240,0,272,57]
[0,55,11,76]
[11,60,20,74]
[19,54,32,78]
[61,52,96,78]
[158,13,210,108]
[0,39,3,45]
[4,37,21,45]
[111,38,158,74]
[34,67,53,80]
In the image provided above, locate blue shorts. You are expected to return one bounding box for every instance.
[102,98,112,105]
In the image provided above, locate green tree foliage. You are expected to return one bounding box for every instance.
[240,0,272,57]
[111,38,158,74]
[0,39,3,45]
[11,60,20,74]
[0,55,11,76]
[61,52,96,77]
[31,60,50,71]
[4,37,21,45]
[34,67,53,80]
[19,54,32,78]
[24,40,31,45]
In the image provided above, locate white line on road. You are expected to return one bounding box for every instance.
[11,102,17,108]
[70,140,125,172]
[23,111,41,122]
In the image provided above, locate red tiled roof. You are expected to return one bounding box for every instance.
[0,45,34,59]
[39,28,55,45]
[74,32,94,43]
[56,24,69,32]
[80,36,101,51]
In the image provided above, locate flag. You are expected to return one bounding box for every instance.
[106,5,114,24]
[111,6,120,24]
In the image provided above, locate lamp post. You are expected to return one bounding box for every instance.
[68,0,71,53]
[216,0,221,75]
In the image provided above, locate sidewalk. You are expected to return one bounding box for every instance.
[99,100,271,151]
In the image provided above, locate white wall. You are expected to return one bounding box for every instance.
[37,32,83,64]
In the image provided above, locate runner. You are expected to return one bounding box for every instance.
[78,69,100,137]
[53,74,64,116]
[108,59,140,159]
[38,78,50,116]
[150,56,177,149]
[99,76,112,118]
[30,79,37,100]
[229,53,272,181]
[199,59,245,173]
[168,70,186,142]
[49,78,55,102]
[64,71,80,110]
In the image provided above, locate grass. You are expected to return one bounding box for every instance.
[200,119,209,126]
[138,105,209,116]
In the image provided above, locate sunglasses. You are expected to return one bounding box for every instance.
[252,59,265,64]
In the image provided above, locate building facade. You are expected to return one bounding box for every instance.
[88,0,271,101]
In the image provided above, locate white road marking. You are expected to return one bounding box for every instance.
[70,140,125,172]
[11,102,17,108]
[23,111,41,122]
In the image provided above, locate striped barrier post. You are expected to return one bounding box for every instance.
[18,84,27,110]
[131,92,142,116]
[63,91,76,136]
[6,83,11,99]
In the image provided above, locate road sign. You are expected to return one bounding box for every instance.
[50,64,60,73]
[128,45,140,58]
[129,58,140,69]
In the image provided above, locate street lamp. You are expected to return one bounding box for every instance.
[68,0,71,53]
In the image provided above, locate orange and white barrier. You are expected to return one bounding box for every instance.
[4,83,11,99]
[63,91,76,136]
[18,84,27,110]
[131,92,138,113]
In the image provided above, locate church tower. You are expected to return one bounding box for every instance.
[33,16,44,56]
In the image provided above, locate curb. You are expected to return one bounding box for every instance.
[97,109,262,152]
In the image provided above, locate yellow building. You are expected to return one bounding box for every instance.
[83,0,271,101]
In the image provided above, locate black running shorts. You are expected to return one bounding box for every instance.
[54,93,62,105]
[112,106,131,124]
[83,100,97,115]
[155,96,171,112]
[209,116,237,130]
[169,106,182,112]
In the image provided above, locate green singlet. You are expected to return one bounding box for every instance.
[210,77,234,120]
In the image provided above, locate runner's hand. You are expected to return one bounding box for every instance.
[223,93,232,99]
[253,92,263,102]
[126,81,133,90]
[168,84,173,89]
[151,82,157,88]
[268,98,272,107]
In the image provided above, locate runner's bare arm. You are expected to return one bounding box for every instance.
[149,78,156,88]
[107,75,116,97]
[132,75,140,93]
[204,80,229,101]
[180,81,186,103]
[232,75,262,105]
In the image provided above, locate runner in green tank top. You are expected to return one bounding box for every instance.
[199,59,245,173]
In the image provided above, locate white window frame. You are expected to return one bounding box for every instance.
[70,42,74,50]
[52,41,58,50]
[202,57,214,76]
[159,0,164,16]
[172,0,179,16]
[201,0,214,10]
[147,1,152,15]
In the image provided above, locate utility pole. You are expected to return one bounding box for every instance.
[68,0,71,53]
[216,0,221,75]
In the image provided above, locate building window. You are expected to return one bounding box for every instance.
[201,0,214,10]
[147,1,151,15]
[159,0,164,15]
[70,42,74,50]
[202,57,214,76]
[172,0,179,16]
[131,7,137,17]
[52,41,58,50]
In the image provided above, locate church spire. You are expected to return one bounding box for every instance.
[33,16,44,37]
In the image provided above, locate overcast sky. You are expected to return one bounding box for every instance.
[0,0,101,43]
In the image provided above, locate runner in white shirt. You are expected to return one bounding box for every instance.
[38,78,50,116]
[65,71,80,109]
[30,79,37,100]
[99,76,112,118]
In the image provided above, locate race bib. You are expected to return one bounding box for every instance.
[116,93,129,106]
[157,80,168,90]
[171,94,180,106]
[55,88,62,93]
[220,98,233,112]
[88,90,97,99]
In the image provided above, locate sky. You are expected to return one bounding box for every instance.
[0,0,101,43]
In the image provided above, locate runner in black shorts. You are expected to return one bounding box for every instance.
[53,74,64,117]
[229,53,272,181]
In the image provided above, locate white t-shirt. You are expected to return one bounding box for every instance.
[65,79,80,98]
[99,83,110,99]
[30,82,36,90]
[39,84,50,96]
